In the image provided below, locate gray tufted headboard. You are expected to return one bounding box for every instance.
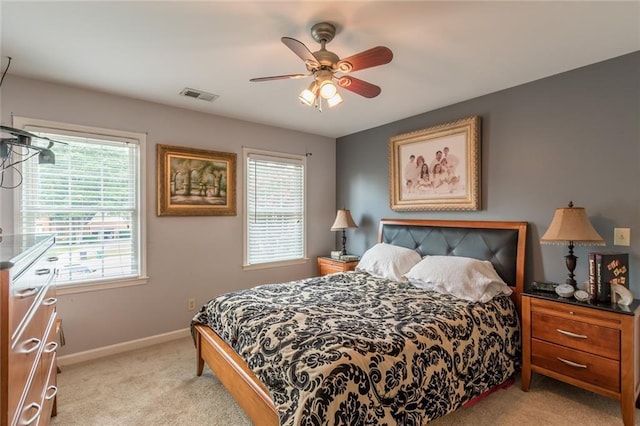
[378,219,527,299]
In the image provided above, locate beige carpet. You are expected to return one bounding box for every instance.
[51,336,637,425]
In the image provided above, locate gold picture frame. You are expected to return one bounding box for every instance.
[389,116,481,211]
[157,144,236,216]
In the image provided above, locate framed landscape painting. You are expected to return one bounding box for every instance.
[157,144,236,216]
[389,116,481,211]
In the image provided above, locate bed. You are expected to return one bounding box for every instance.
[191,219,527,425]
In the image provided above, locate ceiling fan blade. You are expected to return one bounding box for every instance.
[281,37,319,68]
[337,46,393,73]
[250,73,309,82]
[337,76,382,98]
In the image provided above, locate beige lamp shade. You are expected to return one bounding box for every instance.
[330,209,358,231]
[331,209,358,256]
[540,204,605,245]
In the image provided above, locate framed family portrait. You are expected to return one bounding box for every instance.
[157,144,236,216]
[389,116,481,211]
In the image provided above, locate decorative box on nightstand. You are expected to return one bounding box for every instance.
[521,290,640,425]
[317,256,359,276]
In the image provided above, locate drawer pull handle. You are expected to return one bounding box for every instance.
[45,341,58,353]
[45,385,58,400]
[22,338,42,354]
[35,268,51,276]
[43,297,58,306]
[47,256,59,262]
[556,329,587,339]
[557,357,587,369]
[21,402,42,425]
[17,287,38,298]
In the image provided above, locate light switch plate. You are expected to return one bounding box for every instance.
[614,227,631,246]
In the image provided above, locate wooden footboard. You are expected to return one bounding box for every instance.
[193,324,279,426]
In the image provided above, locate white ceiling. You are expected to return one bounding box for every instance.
[1,1,638,138]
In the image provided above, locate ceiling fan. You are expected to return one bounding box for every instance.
[250,22,393,110]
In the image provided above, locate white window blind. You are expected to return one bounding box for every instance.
[245,150,306,266]
[16,119,145,287]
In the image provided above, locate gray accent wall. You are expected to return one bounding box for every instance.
[337,52,640,294]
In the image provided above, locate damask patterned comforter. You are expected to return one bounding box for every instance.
[191,271,520,425]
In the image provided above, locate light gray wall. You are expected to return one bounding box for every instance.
[1,76,336,355]
[337,52,640,295]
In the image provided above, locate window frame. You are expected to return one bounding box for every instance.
[12,116,148,295]
[242,147,307,270]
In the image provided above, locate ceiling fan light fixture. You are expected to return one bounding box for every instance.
[319,81,337,99]
[327,92,343,108]
[299,82,319,106]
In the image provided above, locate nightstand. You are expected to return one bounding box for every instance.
[317,256,359,276]
[521,291,640,425]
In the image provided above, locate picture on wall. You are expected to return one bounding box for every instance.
[389,116,481,211]
[157,144,236,216]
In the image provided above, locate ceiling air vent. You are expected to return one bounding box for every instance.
[179,87,219,102]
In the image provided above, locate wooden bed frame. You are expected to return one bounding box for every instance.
[193,219,527,425]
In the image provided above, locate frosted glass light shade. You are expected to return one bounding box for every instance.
[327,93,343,108]
[319,81,337,99]
[299,82,318,106]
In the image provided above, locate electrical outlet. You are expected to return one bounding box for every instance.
[614,227,631,246]
[187,298,196,311]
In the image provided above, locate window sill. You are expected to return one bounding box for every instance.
[242,258,308,271]
[56,276,149,295]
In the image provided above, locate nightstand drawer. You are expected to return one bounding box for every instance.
[319,262,346,275]
[317,257,359,276]
[532,311,620,360]
[532,339,620,392]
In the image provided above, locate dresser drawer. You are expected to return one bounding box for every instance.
[531,311,620,360]
[38,315,59,426]
[8,295,55,419]
[40,286,58,331]
[38,360,58,426]
[15,383,44,426]
[10,255,57,339]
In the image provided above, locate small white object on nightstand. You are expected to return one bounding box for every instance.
[555,284,575,298]
[574,290,589,302]
[611,283,633,306]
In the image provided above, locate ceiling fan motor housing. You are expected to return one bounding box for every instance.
[310,50,340,71]
[310,22,336,44]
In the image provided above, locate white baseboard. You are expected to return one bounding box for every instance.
[57,328,191,367]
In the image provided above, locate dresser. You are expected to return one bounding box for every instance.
[521,291,640,425]
[317,256,359,276]
[1,234,58,426]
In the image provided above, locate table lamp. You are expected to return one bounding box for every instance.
[540,201,605,288]
[330,209,358,255]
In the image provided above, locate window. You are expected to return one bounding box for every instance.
[13,117,146,292]
[243,148,306,268]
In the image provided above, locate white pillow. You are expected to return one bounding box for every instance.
[404,255,512,302]
[355,243,421,282]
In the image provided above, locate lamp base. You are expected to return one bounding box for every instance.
[564,242,577,289]
[341,229,347,255]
